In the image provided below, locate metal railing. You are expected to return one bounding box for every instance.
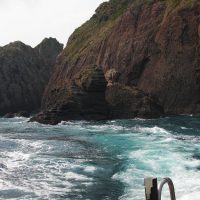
[144,177,176,200]
[158,178,176,200]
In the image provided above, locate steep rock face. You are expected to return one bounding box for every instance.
[0,38,63,115]
[137,1,200,115]
[40,0,199,123]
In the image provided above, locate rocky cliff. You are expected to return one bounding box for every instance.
[33,0,200,124]
[0,38,63,115]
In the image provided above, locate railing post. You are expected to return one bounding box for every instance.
[144,177,158,200]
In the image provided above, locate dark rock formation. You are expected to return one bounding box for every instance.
[35,37,64,67]
[33,0,199,124]
[0,38,63,116]
[106,83,163,119]
[31,65,109,124]
[4,111,30,118]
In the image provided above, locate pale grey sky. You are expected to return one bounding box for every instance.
[0,0,107,47]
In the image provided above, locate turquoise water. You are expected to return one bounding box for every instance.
[0,116,200,200]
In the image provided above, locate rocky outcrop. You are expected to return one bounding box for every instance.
[0,38,63,116]
[31,65,109,124]
[105,68,121,86]
[33,0,199,124]
[106,83,163,119]
[32,65,164,124]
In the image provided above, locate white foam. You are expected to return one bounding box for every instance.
[84,166,96,173]
[181,126,188,130]
[1,117,200,200]
[134,126,169,134]
[65,172,92,181]
[114,140,200,200]
[88,124,125,132]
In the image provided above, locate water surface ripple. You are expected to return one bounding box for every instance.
[0,116,200,200]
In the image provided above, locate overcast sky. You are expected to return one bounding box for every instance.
[0,0,106,47]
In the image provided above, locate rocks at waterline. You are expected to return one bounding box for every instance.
[4,111,30,118]
[31,65,163,124]
[106,83,164,119]
[30,65,110,124]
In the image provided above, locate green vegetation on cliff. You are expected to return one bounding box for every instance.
[64,0,132,65]
[63,0,198,68]
[163,0,198,7]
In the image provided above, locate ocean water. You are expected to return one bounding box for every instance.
[0,116,200,200]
